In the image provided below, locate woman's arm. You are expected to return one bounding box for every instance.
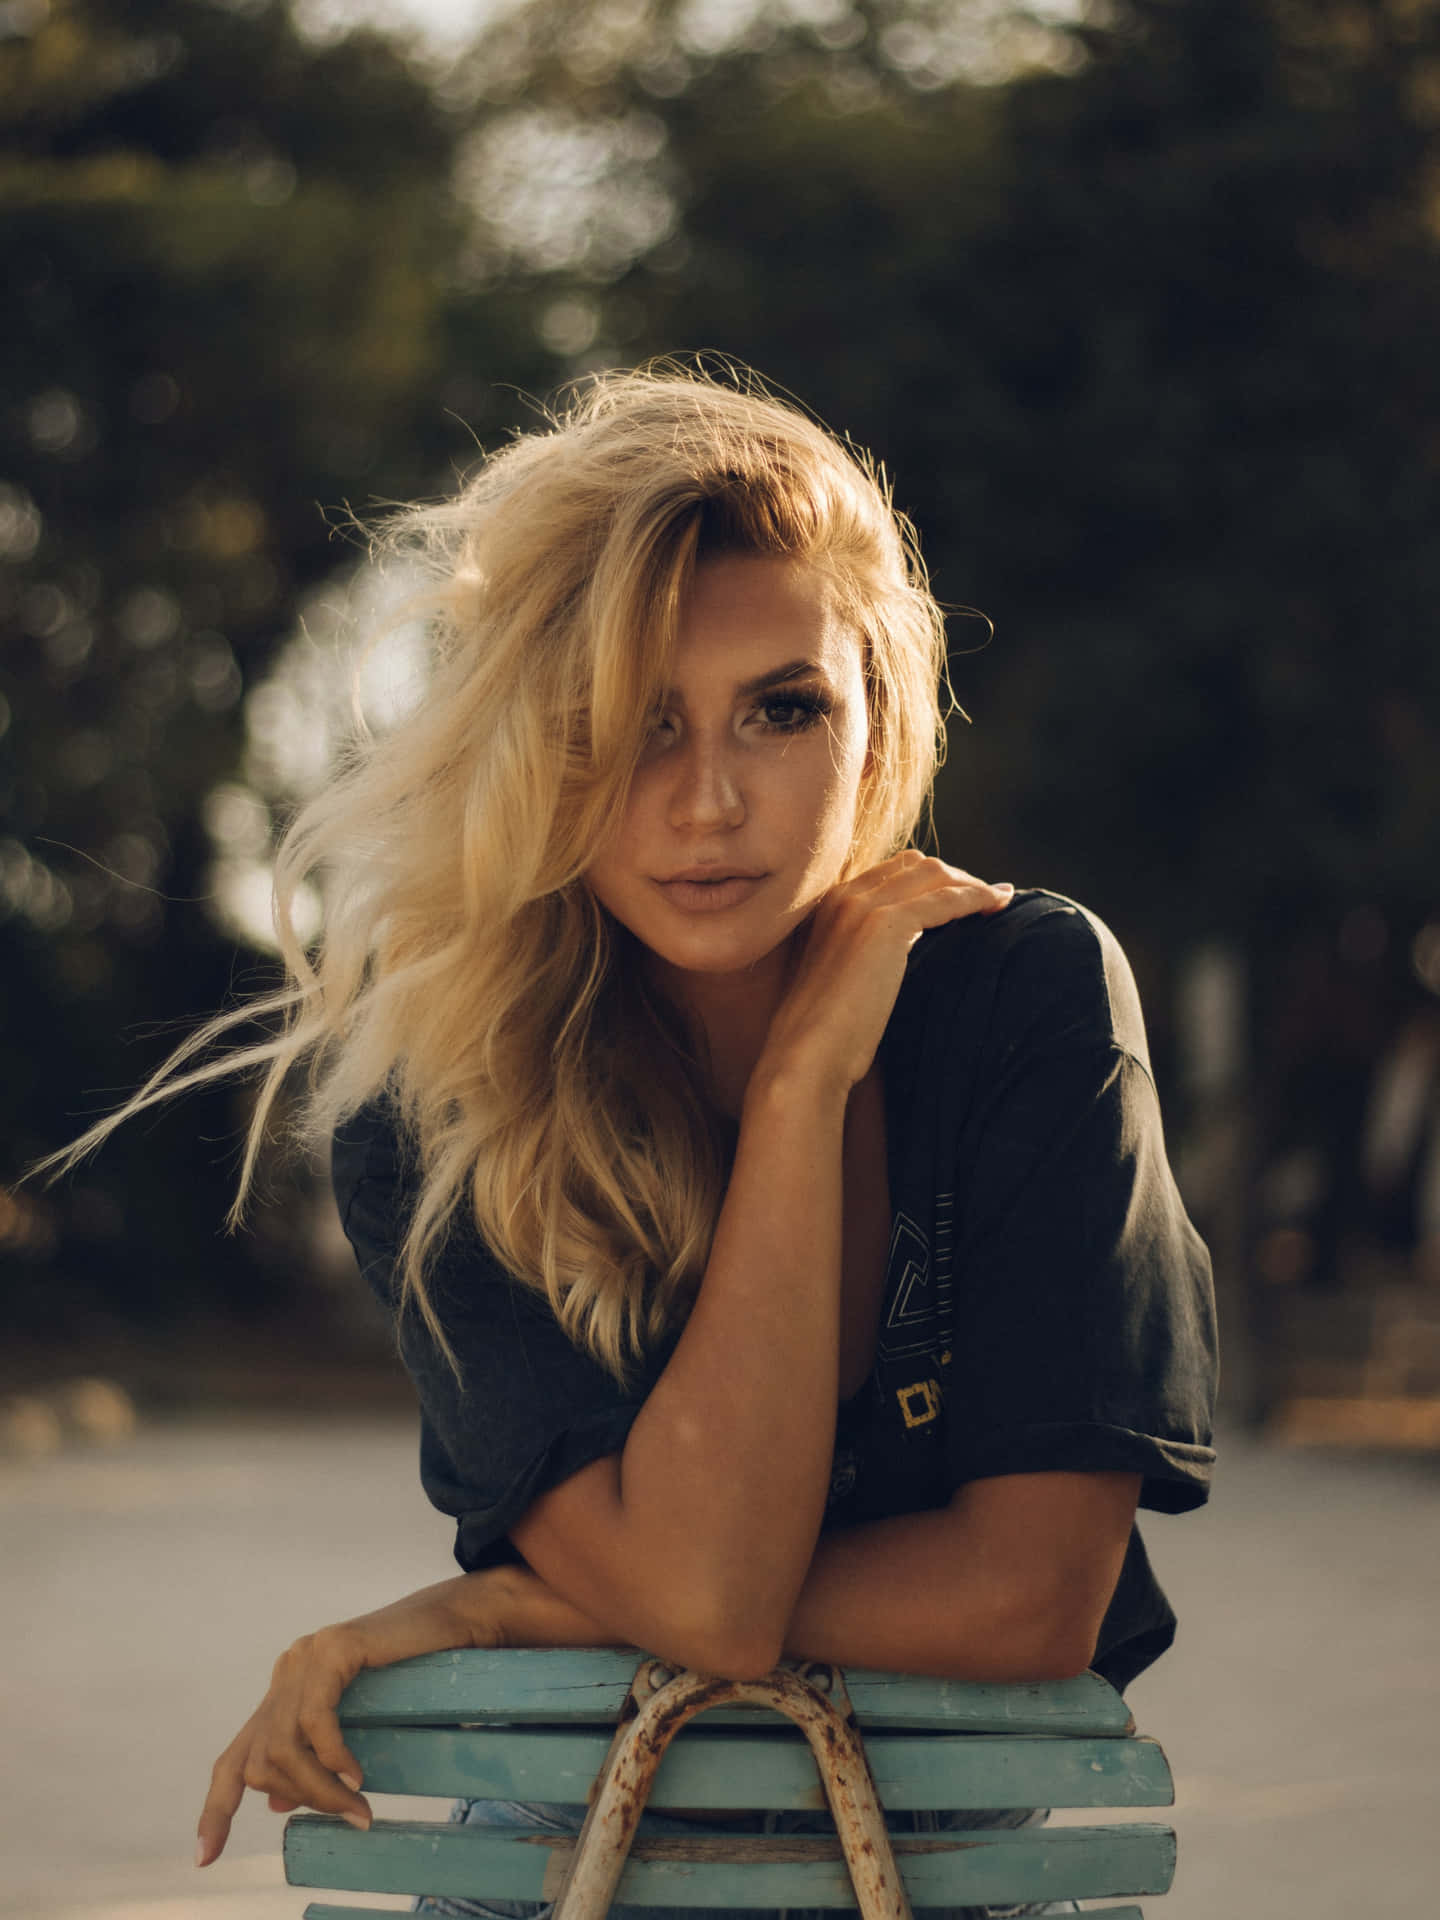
[781,1469,1140,1679]
[195,1562,622,1866]
[503,1467,1138,1681]
[196,1464,1135,1863]
[510,1063,847,1678]
[509,861,1013,1679]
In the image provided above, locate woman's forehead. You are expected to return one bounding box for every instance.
[670,553,861,684]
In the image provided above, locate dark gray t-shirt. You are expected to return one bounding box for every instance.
[333,889,1218,1692]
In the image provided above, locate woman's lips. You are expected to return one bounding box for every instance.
[654,874,767,913]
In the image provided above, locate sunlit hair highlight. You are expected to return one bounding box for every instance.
[45,363,952,1381]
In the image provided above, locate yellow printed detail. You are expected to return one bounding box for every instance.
[897,1379,942,1428]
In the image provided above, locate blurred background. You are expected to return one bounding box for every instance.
[2,0,1438,1913]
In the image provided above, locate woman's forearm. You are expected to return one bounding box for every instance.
[448,1527,1058,1677]
[511,1064,850,1675]
[309,1567,620,1669]
[783,1516,1095,1680]
[504,1472,1138,1684]
[514,1416,1096,1690]
[619,1068,847,1645]
[485,1564,627,1649]
[781,1473,1139,1680]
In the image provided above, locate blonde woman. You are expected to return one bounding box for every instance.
[62,366,1215,1917]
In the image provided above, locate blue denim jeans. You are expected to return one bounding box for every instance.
[412,1796,1080,1919]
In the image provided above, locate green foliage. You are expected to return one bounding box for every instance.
[958,0,1440,939]
[0,0,542,1328]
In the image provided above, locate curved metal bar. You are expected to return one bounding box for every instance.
[548,1658,913,1920]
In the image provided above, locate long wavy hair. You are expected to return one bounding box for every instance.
[48,364,952,1381]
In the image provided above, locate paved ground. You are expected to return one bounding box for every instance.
[3,1412,1436,1919]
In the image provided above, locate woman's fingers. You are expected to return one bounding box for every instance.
[242,1644,371,1824]
[245,1736,372,1829]
[196,1722,254,1867]
[196,1635,372,1869]
[766,858,1016,1094]
[839,852,1010,913]
[907,875,1013,924]
[895,880,1012,935]
[884,858,1010,908]
[295,1626,367,1789]
[827,862,1011,946]
[248,1633,370,1812]
[302,1708,365,1791]
[195,1589,502,1868]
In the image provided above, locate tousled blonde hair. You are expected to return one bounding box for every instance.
[50,363,952,1380]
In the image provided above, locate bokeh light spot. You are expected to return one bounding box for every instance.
[118,587,183,650]
[27,388,82,454]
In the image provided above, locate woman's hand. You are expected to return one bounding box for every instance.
[195,1568,523,1868]
[759,852,1012,1099]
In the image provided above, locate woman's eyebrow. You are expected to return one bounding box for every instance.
[664,659,827,703]
[737,658,826,696]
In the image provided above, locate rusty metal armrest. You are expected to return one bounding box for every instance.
[547,1657,911,1920]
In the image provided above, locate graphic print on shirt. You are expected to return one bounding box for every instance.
[897,1378,942,1428]
[877,1202,953,1432]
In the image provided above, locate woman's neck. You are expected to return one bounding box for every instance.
[647,938,795,1120]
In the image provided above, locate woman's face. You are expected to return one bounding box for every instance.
[584,552,870,987]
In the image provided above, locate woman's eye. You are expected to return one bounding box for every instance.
[758,694,827,733]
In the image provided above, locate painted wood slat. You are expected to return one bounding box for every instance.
[301,1911,438,1920]
[303,1909,428,1920]
[336,1650,1133,1734]
[343,1724,1173,1810]
[284,1815,1175,1907]
[299,1909,1150,1920]
[844,1668,1134,1734]
[301,1911,495,1920]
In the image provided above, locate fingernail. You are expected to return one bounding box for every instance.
[993,882,1015,895]
[195,1840,209,1868]
[339,1772,362,1792]
[343,1810,371,1831]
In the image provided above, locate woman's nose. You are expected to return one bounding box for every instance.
[666,740,745,831]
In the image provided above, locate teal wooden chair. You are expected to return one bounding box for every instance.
[284,1649,1176,1919]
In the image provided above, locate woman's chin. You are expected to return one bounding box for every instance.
[643,918,796,981]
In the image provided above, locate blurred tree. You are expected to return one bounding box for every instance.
[0,0,541,1335]
[8,0,1440,1346]
[953,0,1440,951]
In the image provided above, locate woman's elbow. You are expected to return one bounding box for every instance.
[628,1553,795,1680]
[650,1609,785,1682]
[945,1586,1100,1684]
[1016,1594,1103,1682]
[694,1635,785,1683]
[1023,1630,1096,1683]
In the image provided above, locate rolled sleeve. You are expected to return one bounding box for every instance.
[940,914,1218,1515]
